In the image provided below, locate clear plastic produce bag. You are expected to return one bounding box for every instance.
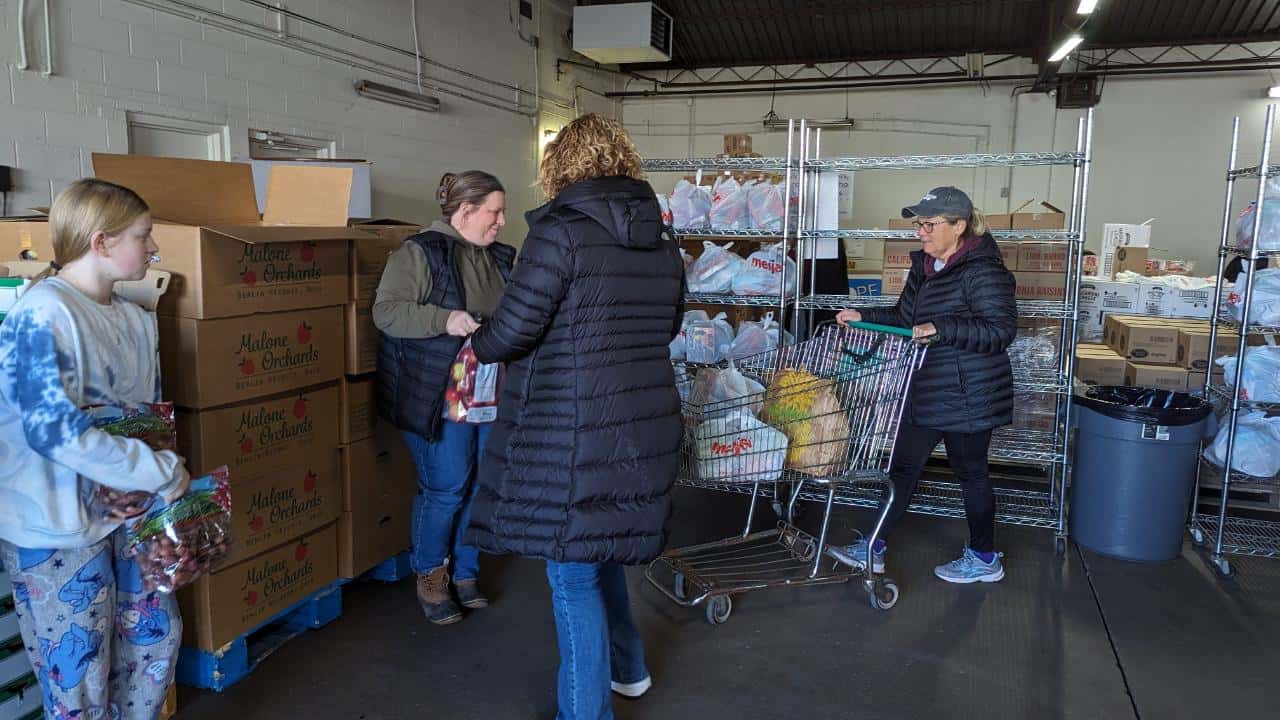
[443,339,502,424]
[687,241,744,294]
[124,466,233,593]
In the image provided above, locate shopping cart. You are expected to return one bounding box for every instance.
[648,321,928,623]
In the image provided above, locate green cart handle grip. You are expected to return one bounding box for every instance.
[843,320,917,339]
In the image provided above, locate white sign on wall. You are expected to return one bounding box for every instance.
[838,172,854,219]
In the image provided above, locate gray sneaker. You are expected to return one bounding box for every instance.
[825,532,886,574]
[934,547,1005,584]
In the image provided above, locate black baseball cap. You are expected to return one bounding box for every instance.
[901,186,974,219]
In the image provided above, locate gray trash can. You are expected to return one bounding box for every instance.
[1070,386,1214,562]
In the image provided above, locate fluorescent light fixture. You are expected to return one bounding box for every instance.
[354,80,441,112]
[1076,0,1099,13]
[1268,85,1280,99]
[1048,34,1084,63]
[763,112,854,131]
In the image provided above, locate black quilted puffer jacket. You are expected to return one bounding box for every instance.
[860,234,1017,433]
[466,176,685,565]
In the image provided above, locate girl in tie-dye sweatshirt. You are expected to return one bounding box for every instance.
[0,179,189,720]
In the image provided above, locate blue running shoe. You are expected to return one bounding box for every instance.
[934,547,1005,584]
[826,532,886,574]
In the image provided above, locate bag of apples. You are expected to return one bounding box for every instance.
[123,466,233,593]
[444,339,503,423]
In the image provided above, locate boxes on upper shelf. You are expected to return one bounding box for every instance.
[1017,242,1068,272]
[1014,271,1066,300]
[1011,201,1066,230]
[882,240,916,268]
[159,305,345,408]
[985,213,1013,231]
[848,274,882,297]
[995,241,1019,270]
[881,268,910,296]
[92,154,369,320]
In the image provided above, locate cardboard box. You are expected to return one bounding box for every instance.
[1105,315,1179,364]
[92,154,369,319]
[1114,246,1150,277]
[180,523,338,652]
[1014,271,1067,301]
[159,305,345,408]
[340,376,377,444]
[996,241,1019,269]
[985,213,1013,231]
[345,303,378,375]
[848,275,882,297]
[1124,362,1191,392]
[1187,369,1226,391]
[1078,280,1141,342]
[882,240,917,268]
[886,218,915,230]
[340,424,415,512]
[1170,287,1215,318]
[1017,242,1068,272]
[0,216,52,262]
[338,427,416,578]
[348,220,421,308]
[1137,280,1175,317]
[176,385,341,565]
[881,268,910,296]
[1011,202,1066,230]
[1177,328,1240,370]
[1075,347,1127,386]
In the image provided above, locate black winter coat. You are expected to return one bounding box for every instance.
[466,176,685,565]
[861,234,1017,433]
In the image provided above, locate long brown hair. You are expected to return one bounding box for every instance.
[438,171,504,219]
[32,178,149,286]
[537,114,645,199]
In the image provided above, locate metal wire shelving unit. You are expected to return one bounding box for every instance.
[1190,105,1280,576]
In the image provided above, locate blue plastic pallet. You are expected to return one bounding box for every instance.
[176,582,342,692]
[366,551,411,583]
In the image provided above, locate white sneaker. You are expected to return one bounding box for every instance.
[610,676,652,699]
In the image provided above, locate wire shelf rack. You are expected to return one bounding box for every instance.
[1013,367,1070,395]
[800,229,1080,242]
[796,294,1082,320]
[670,228,789,239]
[685,292,794,307]
[1227,164,1280,180]
[1223,244,1280,258]
[1193,515,1280,559]
[1199,456,1280,489]
[981,428,1065,466]
[643,157,791,172]
[1215,310,1280,336]
[1207,382,1280,412]
[807,152,1084,172]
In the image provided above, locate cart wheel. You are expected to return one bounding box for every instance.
[869,581,899,611]
[673,573,687,602]
[1190,528,1206,547]
[1212,556,1233,578]
[796,539,817,563]
[1055,537,1068,556]
[705,595,732,625]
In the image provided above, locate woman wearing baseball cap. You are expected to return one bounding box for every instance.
[829,186,1018,584]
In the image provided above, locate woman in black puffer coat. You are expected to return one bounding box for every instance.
[467,114,684,720]
[829,186,1018,586]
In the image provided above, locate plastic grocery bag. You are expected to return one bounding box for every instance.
[687,242,744,294]
[1008,325,1060,370]
[709,177,751,232]
[728,312,792,359]
[670,180,711,230]
[1233,178,1280,251]
[656,193,674,227]
[670,309,710,361]
[747,182,785,233]
[686,312,735,364]
[443,339,502,423]
[694,409,788,483]
[732,243,797,297]
[1227,267,1280,326]
[1205,411,1280,478]
[703,361,766,418]
[123,466,233,593]
[1216,343,1280,403]
[679,247,694,271]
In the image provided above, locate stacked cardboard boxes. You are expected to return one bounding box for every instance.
[1074,343,1127,387]
[1103,315,1233,391]
[91,153,365,652]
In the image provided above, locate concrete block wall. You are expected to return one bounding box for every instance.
[0,0,612,229]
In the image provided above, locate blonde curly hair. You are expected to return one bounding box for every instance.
[538,114,645,199]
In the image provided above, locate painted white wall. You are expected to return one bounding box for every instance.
[624,69,1279,272]
[0,0,615,235]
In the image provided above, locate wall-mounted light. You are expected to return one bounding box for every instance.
[354,80,441,113]
[1076,0,1099,13]
[1048,34,1084,63]
[543,129,559,141]
[1267,86,1280,99]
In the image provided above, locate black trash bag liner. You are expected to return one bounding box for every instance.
[1075,386,1214,426]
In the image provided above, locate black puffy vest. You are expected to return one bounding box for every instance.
[375,231,515,440]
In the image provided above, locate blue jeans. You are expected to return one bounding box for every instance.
[545,561,649,720]
[404,422,491,579]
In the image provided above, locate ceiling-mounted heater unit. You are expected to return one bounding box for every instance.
[1056,75,1101,109]
[354,80,441,113]
[573,2,673,64]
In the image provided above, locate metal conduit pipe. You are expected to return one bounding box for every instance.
[121,0,544,116]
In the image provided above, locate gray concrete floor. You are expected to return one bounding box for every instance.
[175,487,1276,719]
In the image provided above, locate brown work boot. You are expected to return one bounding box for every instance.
[454,578,489,609]
[417,566,462,625]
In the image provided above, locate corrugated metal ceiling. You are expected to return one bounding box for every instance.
[578,0,1280,69]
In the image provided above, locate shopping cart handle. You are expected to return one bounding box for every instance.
[843,320,917,339]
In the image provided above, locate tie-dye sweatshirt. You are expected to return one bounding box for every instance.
[0,277,185,549]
